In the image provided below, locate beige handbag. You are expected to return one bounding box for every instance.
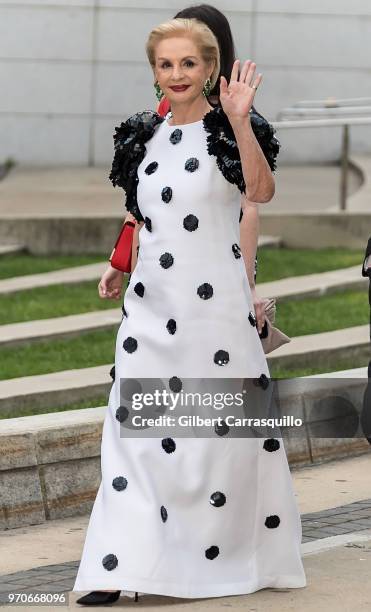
[259,298,291,354]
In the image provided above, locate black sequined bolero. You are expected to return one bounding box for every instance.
[109,105,280,223]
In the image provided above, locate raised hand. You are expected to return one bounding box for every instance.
[219,59,262,122]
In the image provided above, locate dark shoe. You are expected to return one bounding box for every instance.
[76,590,121,606]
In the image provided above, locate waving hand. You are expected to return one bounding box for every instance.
[219,59,262,122]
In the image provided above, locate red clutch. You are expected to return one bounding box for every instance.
[109,220,136,273]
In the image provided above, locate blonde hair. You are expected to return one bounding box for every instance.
[146,17,220,89]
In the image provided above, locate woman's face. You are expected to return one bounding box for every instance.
[154,35,214,106]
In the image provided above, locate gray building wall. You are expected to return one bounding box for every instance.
[1,0,370,166]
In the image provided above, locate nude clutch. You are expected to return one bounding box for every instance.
[258,298,291,354]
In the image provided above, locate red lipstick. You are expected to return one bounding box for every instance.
[170,85,190,92]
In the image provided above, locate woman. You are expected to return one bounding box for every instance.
[100,4,269,335]
[74,17,306,605]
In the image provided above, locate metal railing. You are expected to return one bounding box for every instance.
[271,98,371,211]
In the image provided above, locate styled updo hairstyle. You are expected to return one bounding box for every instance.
[145,17,220,90]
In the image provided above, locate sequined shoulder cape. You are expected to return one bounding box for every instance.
[109,106,280,222]
[203,105,280,195]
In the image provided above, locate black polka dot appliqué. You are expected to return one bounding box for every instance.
[184,157,199,172]
[122,304,128,317]
[169,376,182,392]
[112,476,128,491]
[232,243,242,259]
[162,437,176,453]
[166,319,176,335]
[205,545,219,560]
[144,161,158,175]
[161,186,173,203]
[102,553,118,571]
[159,252,174,269]
[134,282,145,297]
[169,129,182,144]
[197,282,213,300]
[215,419,230,437]
[123,336,137,353]
[109,365,115,381]
[210,492,226,507]
[248,311,257,327]
[265,515,280,529]
[263,438,280,452]
[115,405,129,423]
[183,214,199,232]
[214,350,229,366]
[144,216,152,232]
[160,506,168,522]
[253,373,270,390]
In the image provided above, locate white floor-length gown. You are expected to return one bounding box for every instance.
[73,107,307,598]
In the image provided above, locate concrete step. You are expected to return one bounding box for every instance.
[267,324,369,371]
[0,262,108,294]
[0,326,368,415]
[0,244,25,255]
[0,264,366,349]
[0,308,121,348]
[259,264,367,301]
[0,368,369,532]
[0,235,279,294]
[0,365,113,416]
[257,234,282,248]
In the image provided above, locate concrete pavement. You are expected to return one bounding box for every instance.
[1,453,370,610]
[0,163,361,219]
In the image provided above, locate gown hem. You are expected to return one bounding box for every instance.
[72,574,307,598]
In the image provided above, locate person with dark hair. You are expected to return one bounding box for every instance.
[73,13,306,606]
[99,4,270,336]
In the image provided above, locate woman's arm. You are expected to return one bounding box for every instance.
[220,60,276,204]
[130,219,144,270]
[239,197,265,333]
[240,198,258,288]
[230,115,275,204]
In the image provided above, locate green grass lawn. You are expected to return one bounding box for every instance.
[0,252,107,280]
[0,328,116,380]
[0,288,368,381]
[0,248,365,326]
[0,394,108,420]
[0,249,368,419]
[0,279,128,325]
[256,247,363,283]
[0,247,363,283]
[275,288,369,337]
[269,353,368,379]
[2,350,368,419]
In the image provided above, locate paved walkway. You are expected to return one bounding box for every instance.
[0,164,362,219]
[1,452,370,609]
[0,500,370,598]
[0,447,371,612]
[327,154,371,213]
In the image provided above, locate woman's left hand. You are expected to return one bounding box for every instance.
[250,286,266,335]
[219,59,262,122]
